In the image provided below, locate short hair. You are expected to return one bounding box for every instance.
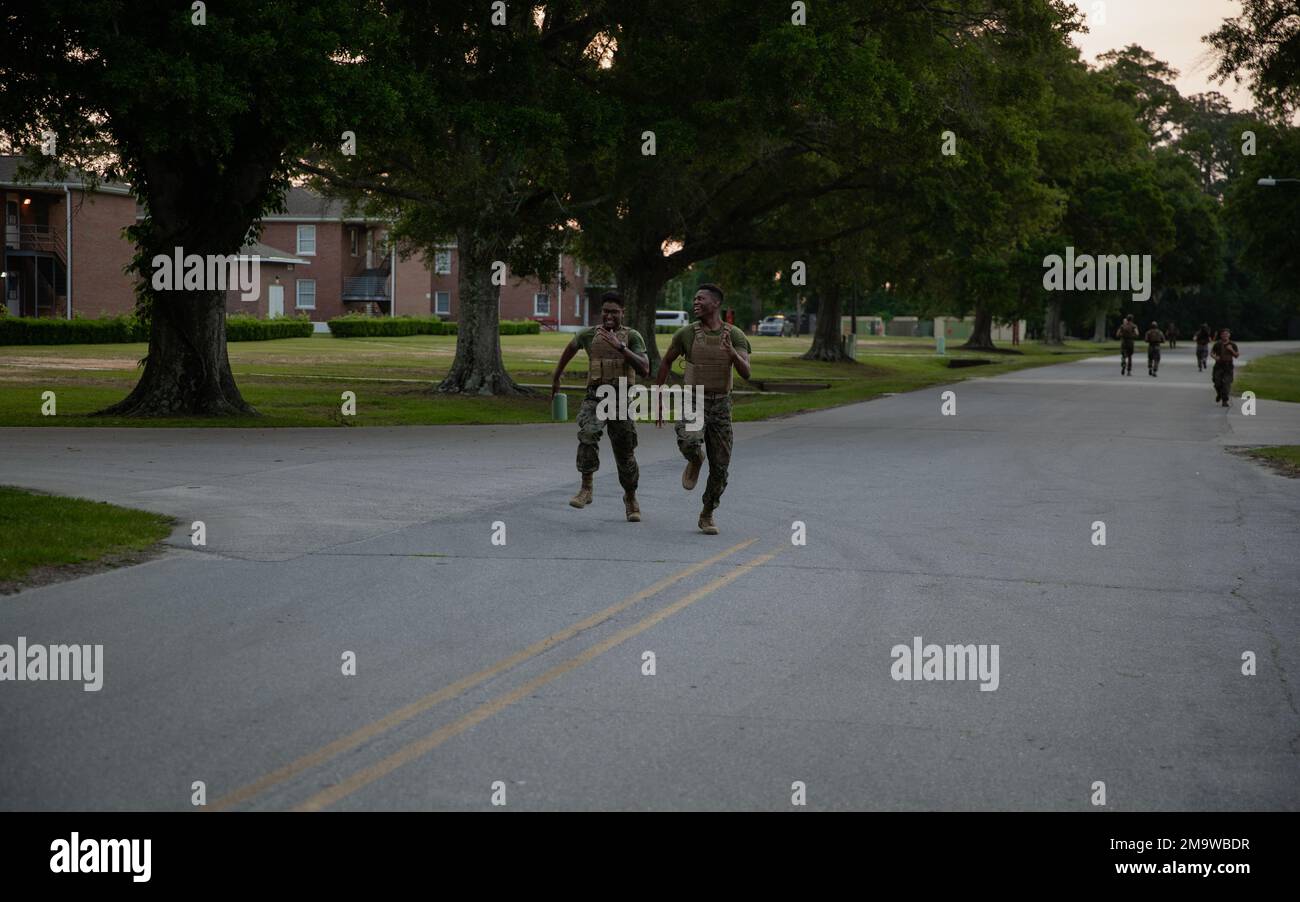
[1150,321,1158,327]
[696,282,724,304]
[600,290,624,307]
[1124,315,1133,321]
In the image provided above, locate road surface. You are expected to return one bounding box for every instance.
[2,342,1298,810]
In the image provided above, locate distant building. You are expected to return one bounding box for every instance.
[1,158,595,329]
[1,156,137,318]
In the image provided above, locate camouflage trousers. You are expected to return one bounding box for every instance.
[676,393,733,512]
[1120,342,1134,371]
[576,386,639,492]
[1213,364,1234,401]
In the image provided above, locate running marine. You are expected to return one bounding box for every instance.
[655,283,751,536]
[550,291,650,521]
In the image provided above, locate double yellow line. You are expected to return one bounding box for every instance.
[211,538,775,811]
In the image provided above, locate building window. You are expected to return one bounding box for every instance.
[573,261,582,278]
[435,290,451,315]
[297,225,316,256]
[434,250,452,275]
[350,229,358,256]
[534,293,550,317]
[574,293,582,318]
[296,279,316,309]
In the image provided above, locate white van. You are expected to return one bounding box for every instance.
[656,310,689,329]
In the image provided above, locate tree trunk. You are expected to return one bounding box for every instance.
[961,302,997,351]
[97,290,253,416]
[438,228,529,395]
[616,265,669,374]
[1092,309,1107,342]
[803,283,851,361]
[1042,296,1064,346]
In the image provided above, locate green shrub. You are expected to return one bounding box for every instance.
[0,314,147,345]
[499,319,542,335]
[328,315,446,337]
[327,315,529,337]
[225,314,314,341]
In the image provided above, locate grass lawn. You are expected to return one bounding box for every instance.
[1239,446,1300,478]
[0,332,1119,427]
[0,486,175,592]
[1237,350,1300,403]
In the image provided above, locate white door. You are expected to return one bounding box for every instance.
[268,284,284,318]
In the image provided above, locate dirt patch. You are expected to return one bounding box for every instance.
[1229,446,1300,479]
[0,544,170,596]
[0,356,137,370]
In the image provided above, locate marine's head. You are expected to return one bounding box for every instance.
[1219,327,1231,339]
[1150,321,1159,329]
[692,283,724,320]
[600,290,625,331]
[1124,315,1133,323]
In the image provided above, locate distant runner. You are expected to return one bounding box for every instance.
[1211,328,1240,408]
[1144,321,1165,377]
[1193,323,1212,372]
[1115,315,1139,376]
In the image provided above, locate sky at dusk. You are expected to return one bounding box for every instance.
[1071,0,1256,109]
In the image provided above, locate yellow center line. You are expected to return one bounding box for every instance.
[294,546,781,811]
[209,538,757,811]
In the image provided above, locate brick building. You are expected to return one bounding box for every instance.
[1,157,137,318]
[3,162,597,330]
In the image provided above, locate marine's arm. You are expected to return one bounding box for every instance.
[551,341,580,397]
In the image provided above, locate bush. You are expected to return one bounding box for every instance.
[225,314,314,341]
[499,319,541,335]
[328,315,447,337]
[327,315,535,337]
[0,314,147,345]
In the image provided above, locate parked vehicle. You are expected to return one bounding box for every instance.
[757,314,794,337]
[655,309,689,329]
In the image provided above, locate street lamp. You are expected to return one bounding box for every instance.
[1257,176,1300,186]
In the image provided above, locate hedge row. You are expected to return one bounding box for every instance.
[225,314,314,341]
[0,315,146,345]
[326,315,541,337]
[0,313,312,345]
[327,315,455,337]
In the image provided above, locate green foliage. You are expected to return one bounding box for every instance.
[1205,0,1300,116]
[224,314,314,341]
[0,315,147,345]
[1224,124,1300,315]
[328,316,452,337]
[327,315,536,337]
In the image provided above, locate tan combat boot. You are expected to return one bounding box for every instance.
[570,473,594,508]
[624,492,641,522]
[682,451,704,490]
[698,507,719,535]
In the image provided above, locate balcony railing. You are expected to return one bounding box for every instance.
[6,224,66,258]
[342,274,390,302]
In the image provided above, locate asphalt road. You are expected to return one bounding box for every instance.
[2,342,1299,810]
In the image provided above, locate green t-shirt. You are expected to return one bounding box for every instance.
[570,327,647,355]
[669,323,752,359]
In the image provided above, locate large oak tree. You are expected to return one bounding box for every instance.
[0,0,394,415]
